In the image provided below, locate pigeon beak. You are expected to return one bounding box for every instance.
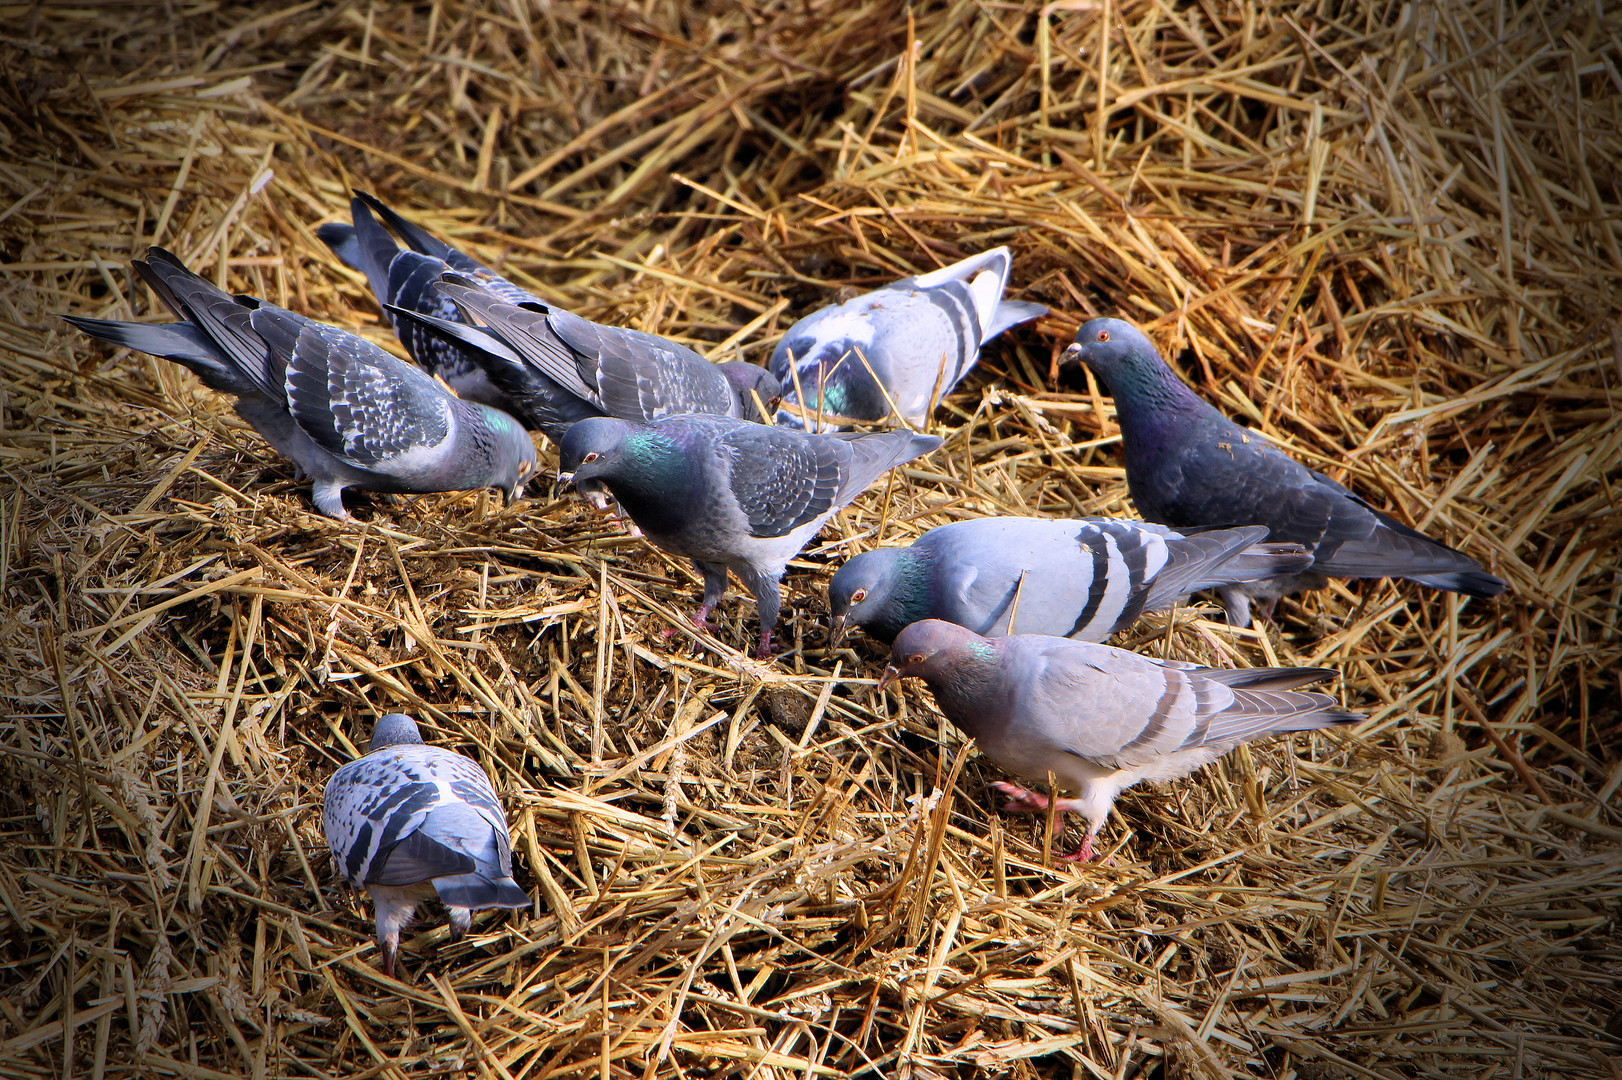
[875,665,902,693]
[829,613,848,647]
[1060,341,1084,365]
[553,470,575,499]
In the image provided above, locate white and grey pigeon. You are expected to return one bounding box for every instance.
[1064,318,1507,625]
[830,518,1312,644]
[317,191,545,410]
[878,620,1363,861]
[388,276,782,442]
[63,248,536,520]
[322,713,531,979]
[558,414,942,658]
[771,247,1046,431]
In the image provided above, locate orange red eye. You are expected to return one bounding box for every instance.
[1097,330,1110,342]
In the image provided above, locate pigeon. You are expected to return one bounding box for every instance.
[322,714,530,978]
[63,248,536,520]
[829,518,1312,644]
[877,620,1363,861]
[1063,318,1507,625]
[386,276,782,441]
[317,192,545,409]
[558,414,942,658]
[771,247,1046,431]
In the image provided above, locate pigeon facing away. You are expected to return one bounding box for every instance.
[1064,318,1506,624]
[63,248,536,520]
[771,247,1046,431]
[388,277,782,441]
[877,620,1362,861]
[558,414,942,657]
[317,192,545,410]
[830,518,1312,644]
[322,713,531,978]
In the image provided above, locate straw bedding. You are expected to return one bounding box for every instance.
[3,1,1619,1077]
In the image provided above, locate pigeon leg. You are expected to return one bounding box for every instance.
[666,561,729,639]
[447,906,472,942]
[1217,585,1254,629]
[991,781,1108,861]
[370,887,418,980]
[742,570,783,660]
[310,479,351,521]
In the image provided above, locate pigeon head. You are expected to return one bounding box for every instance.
[477,405,539,502]
[716,362,783,421]
[829,546,933,644]
[780,344,891,427]
[557,417,695,532]
[369,712,425,751]
[876,619,994,692]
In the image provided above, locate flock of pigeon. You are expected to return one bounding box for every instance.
[66,193,1507,977]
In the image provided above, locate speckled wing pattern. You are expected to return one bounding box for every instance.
[719,424,845,537]
[547,308,737,420]
[273,315,453,467]
[322,744,511,888]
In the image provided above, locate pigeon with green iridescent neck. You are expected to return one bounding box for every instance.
[771,247,1046,431]
[830,518,1311,644]
[558,414,941,658]
[1063,318,1506,624]
[877,620,1362,861]
[322,713,531,979]
[63,248,536,520]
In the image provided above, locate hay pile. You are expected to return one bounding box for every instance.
[4,1,1620,1078]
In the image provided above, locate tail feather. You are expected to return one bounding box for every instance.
[1197,665,1339,692]
[832,430,942,504]
[433,873,531,911]
[1407,567,1507,598]
[353,191,459,264]
[319,196,407,315]
[984,299,1048,340]
[62,316,247,391]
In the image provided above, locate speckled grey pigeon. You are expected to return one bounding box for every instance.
[877,620,1362,861]
[322,713,530,979]
[317,192,546,410]
[63,248,536,520]
[387,276,782,442]
[559,415,942,658]
[830,518,1312,644]
[1064,318,1506,625]
[771,247,1046,431]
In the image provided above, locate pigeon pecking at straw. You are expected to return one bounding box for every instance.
[877,620,1363,862]
[771,247,1046,431]
[63,247,536,521]
[1063,317,1506,625]
[829,518,1312,644]
[322,713,531,979]
[557,414,941,658]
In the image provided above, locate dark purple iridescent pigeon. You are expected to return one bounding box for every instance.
[1063,318,1506,624]
[878,620,1363,861]
[558,414,941,658]
[322,713,530,979]
[830,517,1311,644]
[63,248,535,520]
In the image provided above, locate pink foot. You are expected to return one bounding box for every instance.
[991,781,1063,827]
[661,606,712,641]
[753,628,774,660]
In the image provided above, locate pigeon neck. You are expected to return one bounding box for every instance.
[867,549,936,643]
[599,433,696,536]
[925,642,1003,737]
[803,357,887,422]
[1104,350,1210,455]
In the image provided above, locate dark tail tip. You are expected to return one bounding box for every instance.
[1411,567,1508,598]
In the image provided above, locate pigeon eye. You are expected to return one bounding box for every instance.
[1096,330,1110,342]
[582,451,600,463]
[909,653,925,664]
[851,589,868,603]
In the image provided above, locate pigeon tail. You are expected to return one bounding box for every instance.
[831,430,943,504]
[1405,566,1507,597]
[61,316,249,393]
[432,873,530,911]
[984,299,1048,341]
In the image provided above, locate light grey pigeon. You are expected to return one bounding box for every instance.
[63,247,536,520]
[830,518,1312,644]
[877,620,1363,861]
[558,414,942,658]
[322,713,531,978]
[771,247,1046,431]
[317,191,546,410]
[1064,318,1507,625]
[386,276,782,441]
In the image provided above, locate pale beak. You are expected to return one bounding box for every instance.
[875,665,902,693]
[552,471,574,499]
[1061,342,1084,364]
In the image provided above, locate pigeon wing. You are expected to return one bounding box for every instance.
[719,425,846,537]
